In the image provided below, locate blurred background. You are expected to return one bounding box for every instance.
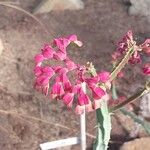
[0,0,150,150]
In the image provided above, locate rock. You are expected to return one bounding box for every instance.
[120,137,150,150]
[140,92,150,118]
[0,38,4,55]
[129,0,150,16]
[33,0,84,14]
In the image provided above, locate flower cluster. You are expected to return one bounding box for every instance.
[33,35,110,114]
[112,31,150,75]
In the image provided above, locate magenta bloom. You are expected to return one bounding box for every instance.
[117,30,133,54]
[143,64,150,75]
[42,44,54,59]
[51,82,65,99]
[129,51,141,64]
[63,93,74,108]
[33,35,110,114]
[98,71,110,82]
[141,39,150,55]
[34,54,44,65]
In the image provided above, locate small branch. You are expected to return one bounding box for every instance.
[109,86,149,113]
[110,47,134,81]
[0,2,49,34]
[0,109,70,130]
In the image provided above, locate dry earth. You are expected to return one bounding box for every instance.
[0,0,150,150]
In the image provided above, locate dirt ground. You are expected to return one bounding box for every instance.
[0,0,150,150]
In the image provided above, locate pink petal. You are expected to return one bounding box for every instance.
[56,73,72,91]
[67,35,83,47]
[42,66,55,77]
[143,63,150,75]
[98,71,110,82]
[141,39,150,55]
[51,82,65,99]
[34,54,44,64]
[129,51,141,64]
[36,75,49,86]
[54,38,63,48]
[85,76,99,87]
[53,51,67,61]
[34,66,42,76]
[42,44,54,59]
[63,93,74,107]
[75,105,85,114]
[55,67,68,74]
[64,59,77,70]
[67,35,77,41]
[78,88,90,105]
[90,86,106,100]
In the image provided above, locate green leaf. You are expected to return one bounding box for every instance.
[120,108,150,135]
[93,100,111,150]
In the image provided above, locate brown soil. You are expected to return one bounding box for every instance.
[0,0,150,150]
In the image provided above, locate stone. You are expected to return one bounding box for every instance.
[129,0,150,17]
[120,137,150,150]
[33,0,84,14]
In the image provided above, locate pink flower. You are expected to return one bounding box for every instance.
[98,71,110,82]
[42,66,55,77]
[34,54,44,65]
[90,85,106,100]
[51,82,65,99]
[141,39,150,55]
[143,63,150,75]
[42,44,54,59]
[53,51,67,61]
[33,34,110,114]
[67,35,83,47]
[129,51,141,64]
[53,38,66,52]
[56,73,72,92]
[63,93,74,107]
[77,88,90,105]
[34,66,55,95]
[53,35,82,53]
[64,58,77,70]
[54,67,68,74]
[117,31,133,54]
[36,75,50,86]
[34,66,42,76]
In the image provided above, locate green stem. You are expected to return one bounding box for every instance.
[110,47,134,81]
[111,82,118,100]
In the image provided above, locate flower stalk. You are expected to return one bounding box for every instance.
[110,82,150,112]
